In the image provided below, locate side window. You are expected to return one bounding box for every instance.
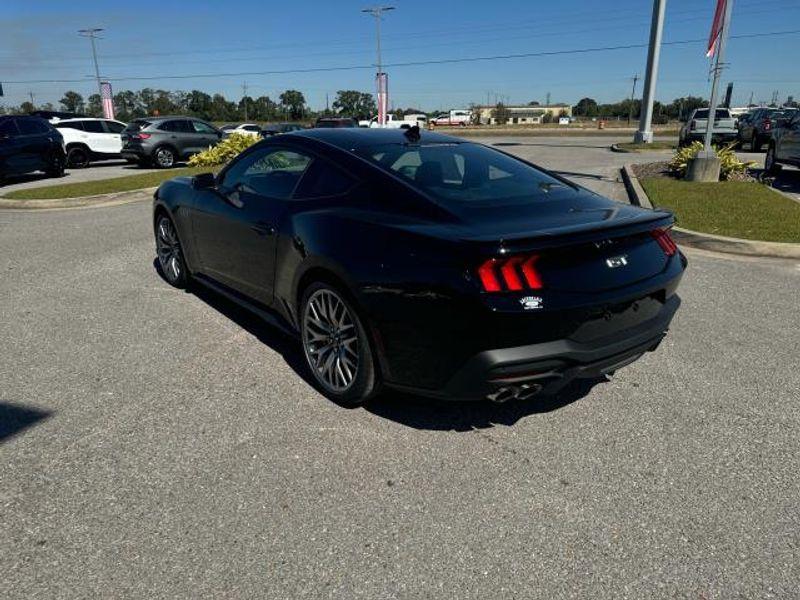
[294,159,356,199]
[105,121,126,134]
[158,120,182,132]
[191,121,217,134]
[17,119,45,135]
[0,119,19,136]
[55,121,84,131]
[82,120,105,133]
[223,147,312,199]
[243,125,260,132]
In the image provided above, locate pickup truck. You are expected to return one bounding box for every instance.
[765,111,800,175]
[679,108,738,146]
[430,109,472,127]
[359,114,428,129]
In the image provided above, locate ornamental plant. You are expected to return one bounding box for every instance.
[187,132,259,167]
[668,141,754,180]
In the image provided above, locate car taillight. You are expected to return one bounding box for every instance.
[477,254,543,293]
[763,119,771,131]
[132,133,151,140]
[651,227,677,256]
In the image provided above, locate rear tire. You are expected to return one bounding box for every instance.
[300,282,379,406]
[153,146,176,169]
[45,152,65,178]
[751,132,762,152]
[67,146,90,168]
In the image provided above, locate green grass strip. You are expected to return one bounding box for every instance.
[641,178,800,243]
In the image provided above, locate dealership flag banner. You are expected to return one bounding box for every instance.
[376,72,388,126]
[101,81,115,120]
[706,0,728,57]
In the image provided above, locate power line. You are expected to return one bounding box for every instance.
[3,29,799,85]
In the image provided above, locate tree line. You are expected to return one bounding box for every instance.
[0,88,390,123]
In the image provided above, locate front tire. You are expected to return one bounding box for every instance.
[765,145,782,176]
[155,214,189,288]
[300,282,379,406]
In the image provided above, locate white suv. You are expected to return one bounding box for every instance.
[52,118,127,168]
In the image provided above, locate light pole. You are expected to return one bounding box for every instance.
[362,6,395,126]
[634,0,666,144]
[78,27,104,99]
[702,0,734,155]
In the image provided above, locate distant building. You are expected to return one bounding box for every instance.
[475,104,572,125]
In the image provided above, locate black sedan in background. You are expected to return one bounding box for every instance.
[261,123,304,137]
[153,128,685,405]
[0,115,66,184]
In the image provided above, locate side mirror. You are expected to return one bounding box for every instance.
[192,172,216,190]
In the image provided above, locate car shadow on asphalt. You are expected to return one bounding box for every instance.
[364,379,605,431]
[0,402,52,443]
[158,261,606,429]
[770,169,800,198]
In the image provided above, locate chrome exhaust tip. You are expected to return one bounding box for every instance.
[515,383,543,401]
[486,386,519,403]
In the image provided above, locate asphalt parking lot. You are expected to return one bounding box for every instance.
[2,137,799,599]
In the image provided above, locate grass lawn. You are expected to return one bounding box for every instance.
[615,141,676,152]
[641,178,800,243]
[2,166,209,200]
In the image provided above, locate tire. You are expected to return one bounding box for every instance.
[154,214,189,288]
[153,146,176,169]
[764,145,782,176]
[67,146,90,168]
[300,282,379,406]
[45,152,65,178]
[751,132,762,152]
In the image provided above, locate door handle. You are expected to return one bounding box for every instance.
[251,221,276,236]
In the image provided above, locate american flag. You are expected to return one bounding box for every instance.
[706,0,727,57]
[100,81,115,120]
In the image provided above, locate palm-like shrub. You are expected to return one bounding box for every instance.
[188,133,259,167]
[669,141,754,180]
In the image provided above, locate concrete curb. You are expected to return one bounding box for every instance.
[0,187,155,211]
[620,164,800,259]
[611,143,674,154]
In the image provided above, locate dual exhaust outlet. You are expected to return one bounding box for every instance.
[486,382,543,403]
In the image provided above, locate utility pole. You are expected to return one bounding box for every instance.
[634,0,666,143]
[546,91,551,106]
[28,91,35,108]
[627,74,639,125]
[78,28,104,99]
[748,90,754,107]
[702,0,734,155]
[242,82,249,121]
[362,5,395,126]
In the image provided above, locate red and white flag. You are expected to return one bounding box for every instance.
[101,81,115,120]
[707,0,728,57]
[376,72,388,126]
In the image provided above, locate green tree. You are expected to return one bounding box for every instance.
[491,102,510,125]
[209,93,237,121]
[573,97,598,117]
[60,90,84,113]
[86,93,102,117]
[19,101,35,114]
[332,90,376,120]
[187,90,213,119]
[279,89,306,120]
[542,112,554,124]
[251,95,278,121]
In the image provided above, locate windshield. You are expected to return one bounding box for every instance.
[693,109,731,119]
[356,142,569,206]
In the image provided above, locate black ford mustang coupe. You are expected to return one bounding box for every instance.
[153,128,685,405]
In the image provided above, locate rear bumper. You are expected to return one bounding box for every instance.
[399,293,680,401]
[121,145,151,160]
[685,132,738,144]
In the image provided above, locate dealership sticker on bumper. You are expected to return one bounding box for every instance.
[520,296,543,310]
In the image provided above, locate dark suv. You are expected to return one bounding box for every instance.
[121,116,221,168]
[738,107,797,151]
[0,115,66,184]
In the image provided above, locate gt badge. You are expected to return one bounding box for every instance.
[520,296,543,310]
[606,255,629,268]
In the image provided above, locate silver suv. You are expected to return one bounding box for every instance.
[121,116,221,168]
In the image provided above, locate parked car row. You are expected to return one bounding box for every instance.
[737,107,797,152]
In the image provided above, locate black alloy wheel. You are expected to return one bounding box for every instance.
[764,146,781,176]
[301,283,378,406]
[67,147,90,168]
[46,152,65,178]
[155,215,188,287]
[154,146,176,169]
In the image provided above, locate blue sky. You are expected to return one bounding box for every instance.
[1,0,798,111]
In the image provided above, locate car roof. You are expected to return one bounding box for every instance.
[136,115,206,122]
[57,117,120,122]
[286,127,461,150]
